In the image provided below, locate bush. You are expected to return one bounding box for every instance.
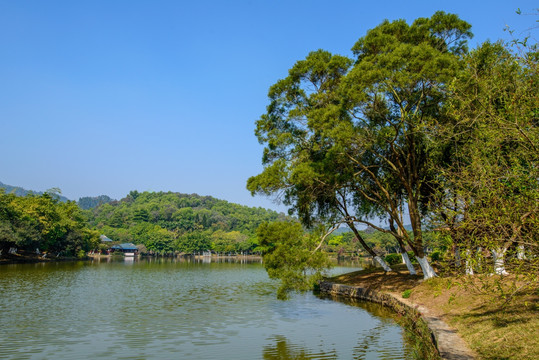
[402,289,412,298]
[430,250,442,262]
[407,251,418,264]
[385,253,402,265]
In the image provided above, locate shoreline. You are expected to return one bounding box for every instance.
[1,253,263,265]
[322,265,538,360]
[319,281,475,360]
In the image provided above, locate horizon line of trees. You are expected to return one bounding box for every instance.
[0,189,290,257]
[83,190,289,255]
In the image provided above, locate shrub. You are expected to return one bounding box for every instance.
[402,289,412,298]
[384,253,402,265]
[407,251,418,264]
[430,251,442,262]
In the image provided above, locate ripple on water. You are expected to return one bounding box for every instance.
[0,259,411,359]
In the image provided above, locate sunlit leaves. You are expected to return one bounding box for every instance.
[257,221,331,299]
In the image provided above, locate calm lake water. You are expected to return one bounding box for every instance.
[0,257,411,359]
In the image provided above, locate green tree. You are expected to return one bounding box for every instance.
[175,231,211,254]
[247,49,393,271]
[433,40,538,276]
[257,221,331,299]
[0,190,98,255]
[249,12,473,279]
[338,12,472,278]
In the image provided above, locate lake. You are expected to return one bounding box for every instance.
[0,257,411,359]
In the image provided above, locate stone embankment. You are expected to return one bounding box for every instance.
[319,282,475,360]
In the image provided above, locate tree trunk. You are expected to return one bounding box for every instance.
[417,256,437,279]
[454,246,461,267]
[517,245,526,260]
[393,222,416,275]
[465,249,474,275]
[400,250,417,275]
[408,199,437,279]
[348,222,392,272]
[374,256,392,271]
[491,248,508,275]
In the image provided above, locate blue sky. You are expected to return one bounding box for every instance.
[1,0,536,213]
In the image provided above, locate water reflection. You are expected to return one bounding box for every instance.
[0,259,410,359]
[263,335,338,360]
[90,254,265,265]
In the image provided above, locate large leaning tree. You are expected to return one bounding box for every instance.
[248,12,473,280]
[246,49,394,271]
[339,11,472,278]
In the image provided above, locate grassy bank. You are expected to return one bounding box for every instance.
[331,264,538,360]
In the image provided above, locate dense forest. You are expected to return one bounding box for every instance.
[0,190,100,257]
[78,195,114,210]
[0,181,70,202]
[83,190,288,254]
[1,186,289,256]
[1,180,408,258]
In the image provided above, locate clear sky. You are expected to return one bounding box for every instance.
[1,0,536,213]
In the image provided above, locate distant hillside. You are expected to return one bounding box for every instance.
[84,190,289,254]
[78,195,115,210]
[0,181,70,202]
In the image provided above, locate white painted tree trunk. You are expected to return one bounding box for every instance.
[476,247,483,272]
[517,245,527,260]
[374,256,392,272]
[491,248,508,275]
[417,256,437,279]
[400,251,417,275]
[465,249,474,275]
[455,246,461,267]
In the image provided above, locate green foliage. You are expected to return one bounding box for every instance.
[428,36,539,305]
[385,253,402,266]
[430,251,442,262]
[248,12,476,282]
[402,289,412,299]
[77,195,113,210]
[0,190,99,255]
[257,221,332,299]
[0,181,70,202]
[175,231,211,254]
[84,191,288,254]
[396,310,441,360]
[407,251,418,264]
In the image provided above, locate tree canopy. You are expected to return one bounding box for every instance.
[0,190,99,256]
[84,190,288,254]
[248,10,537,295]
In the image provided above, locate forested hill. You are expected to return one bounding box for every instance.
[78,195,114,210]
[0,181,70,202]
[84,190,289,254]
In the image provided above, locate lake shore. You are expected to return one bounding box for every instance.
[326,264,538,360]
[1,252,263,265]
[0,251,80,265]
